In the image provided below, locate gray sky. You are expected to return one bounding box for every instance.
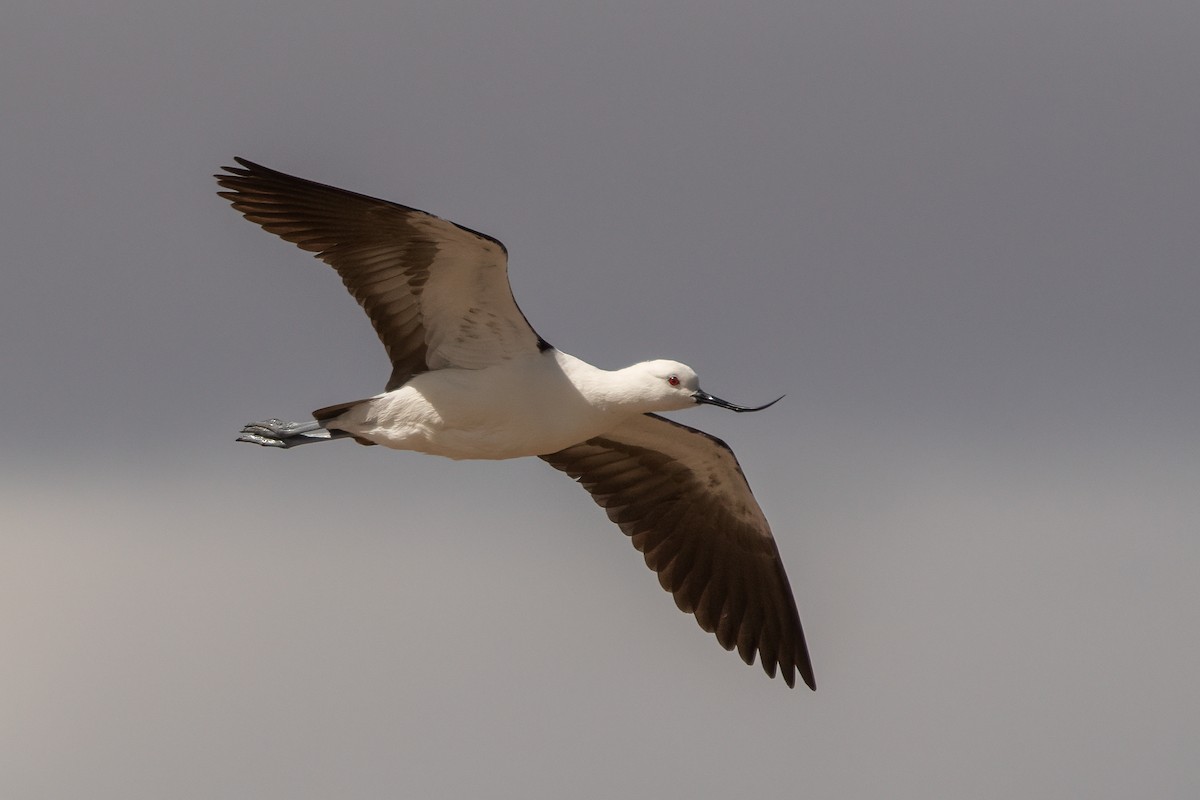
[3,1,1198,797]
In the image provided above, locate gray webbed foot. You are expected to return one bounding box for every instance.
[242,418,319,437]
[236,430,293,447]
[237,418,333,448]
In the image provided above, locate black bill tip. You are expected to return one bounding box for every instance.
[693,391,784,413]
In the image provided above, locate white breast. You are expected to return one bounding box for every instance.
[329,350,626,459]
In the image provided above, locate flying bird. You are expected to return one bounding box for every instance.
[216,158,815,690]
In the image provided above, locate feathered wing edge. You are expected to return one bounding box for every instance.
[541,413,815,690]
[215,157,548,391]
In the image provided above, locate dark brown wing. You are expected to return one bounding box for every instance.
[216,158,549,390]
[541,413,815,689]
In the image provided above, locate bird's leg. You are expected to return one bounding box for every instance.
[237,418,350,448]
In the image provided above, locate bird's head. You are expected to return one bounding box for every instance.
[626,360,782,414]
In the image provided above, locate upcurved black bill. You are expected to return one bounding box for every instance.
[693,391,784,413]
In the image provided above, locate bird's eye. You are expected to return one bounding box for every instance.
[667,375,681,387]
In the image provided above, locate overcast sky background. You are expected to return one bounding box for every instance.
[3,1,1198,797]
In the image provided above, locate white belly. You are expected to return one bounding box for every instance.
[326,352,625,460]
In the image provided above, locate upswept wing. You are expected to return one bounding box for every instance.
[541,413,815,689]
[216,158,549,390]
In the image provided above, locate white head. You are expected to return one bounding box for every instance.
[622,360,702,411]
[620,359,783,414]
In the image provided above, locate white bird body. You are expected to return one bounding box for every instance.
[216,157,815,690]
[336,351,698,460]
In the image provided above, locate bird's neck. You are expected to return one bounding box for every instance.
[553,352,655,415]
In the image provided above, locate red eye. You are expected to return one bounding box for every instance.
[667,375,680,386]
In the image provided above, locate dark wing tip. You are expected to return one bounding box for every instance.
[796,649,816,690]
[214,156,259,181]
[214,157,307,199]
[787,649,816,691]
